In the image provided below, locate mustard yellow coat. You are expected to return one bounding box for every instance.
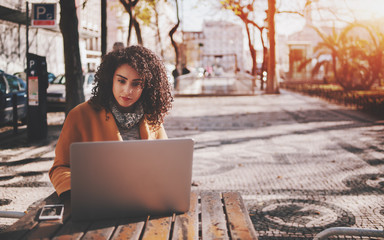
[49,101,168,196]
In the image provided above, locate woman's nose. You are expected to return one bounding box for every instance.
[123,85,132,94]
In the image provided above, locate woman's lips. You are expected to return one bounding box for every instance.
[121,96,131,101]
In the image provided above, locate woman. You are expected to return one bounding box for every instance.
[49,45,173,198]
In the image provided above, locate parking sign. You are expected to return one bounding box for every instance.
[31,3,57,28]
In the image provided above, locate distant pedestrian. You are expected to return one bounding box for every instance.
[112,42,124,51]
[182,65,190,75]
[49,45,173,200]
[172,68,179,90]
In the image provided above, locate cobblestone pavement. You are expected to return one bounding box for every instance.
[1,90,384,239]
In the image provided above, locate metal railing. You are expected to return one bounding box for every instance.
[314,227,384,240]
[0,211,25,219]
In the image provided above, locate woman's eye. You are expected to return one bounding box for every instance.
[118,79,126,84]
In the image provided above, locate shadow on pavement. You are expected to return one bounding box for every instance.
[0,124,62,150]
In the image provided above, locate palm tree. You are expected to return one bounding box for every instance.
[301,23,383,90]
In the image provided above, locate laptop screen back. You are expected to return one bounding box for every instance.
[70,138,194,221]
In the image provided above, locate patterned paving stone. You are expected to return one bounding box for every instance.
[1,90,384,239]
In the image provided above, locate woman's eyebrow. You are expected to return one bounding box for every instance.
[116,74,128,80]
[116,74,142,81]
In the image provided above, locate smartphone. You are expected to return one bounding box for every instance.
[39,204,64,220]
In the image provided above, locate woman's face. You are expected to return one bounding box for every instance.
[112,63,144,112]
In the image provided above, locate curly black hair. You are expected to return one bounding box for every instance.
[89,45,173,127]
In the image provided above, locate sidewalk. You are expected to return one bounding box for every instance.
[1,90,384,239]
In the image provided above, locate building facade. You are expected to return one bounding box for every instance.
[182,31,204,69]
[277,5,336,81]
[182,20,244,74]
[202,20,244,73]
[0,0,108,75]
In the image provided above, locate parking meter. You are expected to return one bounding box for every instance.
[27,53,48,141]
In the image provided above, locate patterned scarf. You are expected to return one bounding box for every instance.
[110,101,144,130]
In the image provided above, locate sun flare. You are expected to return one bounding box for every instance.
[347,0,384,20]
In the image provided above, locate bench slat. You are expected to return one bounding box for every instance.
[171,192,198,240]
[222,192,258,240]
[51,219,90,240]
[111,217,146,240]
[141,215,172,239]
[201,192,229,240]
[50,199,90,240]
[24,220,65,240]
[80,219,117,240]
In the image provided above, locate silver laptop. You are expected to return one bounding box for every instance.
[70,138,194,221]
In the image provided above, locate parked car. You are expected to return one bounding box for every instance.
[0,70,27,125]
[46,72,95,108]
[14,71,56,83]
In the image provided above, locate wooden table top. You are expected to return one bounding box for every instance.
[1,191,258,240]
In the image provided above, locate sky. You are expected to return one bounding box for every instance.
[180,0,242,32]
[342,0,384,19]
[180,0,309,35]
[180,0,384,35]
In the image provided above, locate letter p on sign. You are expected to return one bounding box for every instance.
[32,3,56,28]
[36,6,46,19]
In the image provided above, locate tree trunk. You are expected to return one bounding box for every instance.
[246,22,267,90]
[169,0,181,76]
[261,47,267,90]
[119,0,141,46]
[132,18,143,45]
[169,24,179,68]
[244,22,257,76]
[59,0,84,115]
[154,2,164,58]
[127,13,133,45]
[266,0,279,94]
[101,0,107,56]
